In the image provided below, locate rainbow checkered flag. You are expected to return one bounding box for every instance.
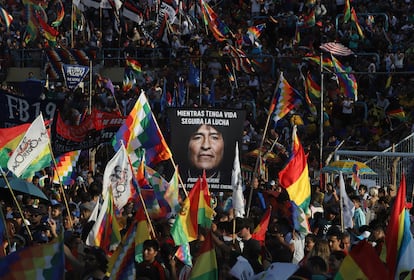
[175,243,192,267]
[112,92,172,167]
[108,208,151,279]
[52,150,81,185]
[108,221,137,280]
[0,234,64,279]
[86,186,122,254]
[271,73,302,124]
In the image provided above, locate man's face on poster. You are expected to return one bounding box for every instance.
[188,124,224,171]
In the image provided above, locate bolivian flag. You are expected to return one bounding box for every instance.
[0,123,30,168]
[278,126,311,212]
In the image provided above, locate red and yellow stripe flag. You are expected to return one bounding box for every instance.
[252,207,271,246]
[199,171,215,227]
[0,123,30,168]
[278,126,311,212]
[335,240,388,279]
[387,108,406,122]
[351,7,365,39]
[126,57,142,74]
[343,0,351,23]
[190,231,218,280]
[385,174,414,279]
[0,6,13,30]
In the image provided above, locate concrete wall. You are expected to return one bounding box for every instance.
[5,68,42,82]
[5,67,125,83]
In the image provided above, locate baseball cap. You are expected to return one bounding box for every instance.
[80,201,96,212]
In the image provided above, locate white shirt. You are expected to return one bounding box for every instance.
[290,233,305,264]
[342,100,353,114]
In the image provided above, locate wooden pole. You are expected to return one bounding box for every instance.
[125,151,156,238]
[246,72,282,217]
[319,52,325,192]
[89,59,93,114]
[199,57,202,106]
[169,157,188,198]
[0,204,11,254]
[49,142,74,228]
[71,3,74,48]
[0,168,32,241]
[146,107,189,199]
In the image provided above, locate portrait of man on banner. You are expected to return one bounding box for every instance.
[168,108,245,190]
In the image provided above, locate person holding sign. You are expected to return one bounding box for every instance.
[188,124,224,178]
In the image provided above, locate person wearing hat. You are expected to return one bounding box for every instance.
[20,206,44,243]
[24,206,58,244]
[79,201,96,242]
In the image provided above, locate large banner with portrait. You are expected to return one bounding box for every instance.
[168,108,246,190]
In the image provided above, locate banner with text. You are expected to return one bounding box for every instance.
[51,109,126,154]
[62,64,89,90]
[0,90,59,128]
[167,108,245,190]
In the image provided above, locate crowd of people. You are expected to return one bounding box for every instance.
[1,0,414,279]
[1,163,409,279]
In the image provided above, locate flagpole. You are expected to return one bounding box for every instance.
[169,158,189,198]
[99,6,102,34]
[125,153,156,238]
[109,86,123,116]
[48,142,74,228]
[186,83,190,105]
[0,167,33,241]
[89,59,93,114]
[232,64,238,90]
[149,108,189,198]
[0,203,12,254]
[199,57,202,106]
[71,2,74,48]
[339,172,345,232]
[246,72,282,217]
[319,52,325,191]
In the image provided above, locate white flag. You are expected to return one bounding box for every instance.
[7,114,49,177]
[102,142,132,210]
[232,142,245,218]
[339,172,355,230]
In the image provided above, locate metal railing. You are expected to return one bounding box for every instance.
[335,133,414,196]
[4,47,277,79]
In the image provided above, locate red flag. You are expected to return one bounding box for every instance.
[252,207,271,246]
